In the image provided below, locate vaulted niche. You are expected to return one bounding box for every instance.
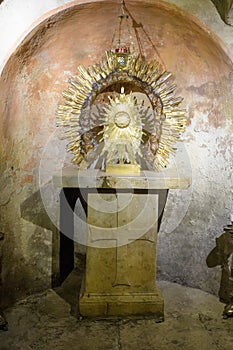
[0,0,232,307]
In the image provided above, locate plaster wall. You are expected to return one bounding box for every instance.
[0,0,233,307]
[0,0,75,70]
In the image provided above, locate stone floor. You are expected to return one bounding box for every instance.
[0,273,232,350]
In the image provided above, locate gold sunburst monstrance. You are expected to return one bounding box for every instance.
[56,50,187,171]
[99,87,143,172]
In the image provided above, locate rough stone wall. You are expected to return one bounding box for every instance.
[0,0,233,307]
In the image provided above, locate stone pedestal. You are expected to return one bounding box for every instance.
[54,167,191,319]
[80,191,163,319]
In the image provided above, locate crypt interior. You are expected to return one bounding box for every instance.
[0,0,233,349]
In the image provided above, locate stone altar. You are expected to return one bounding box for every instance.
[54,167,191,320]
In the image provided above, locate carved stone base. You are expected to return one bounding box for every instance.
[78,191,165,319]
[79,289,164,320]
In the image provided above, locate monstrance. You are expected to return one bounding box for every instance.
[56,1,187,173]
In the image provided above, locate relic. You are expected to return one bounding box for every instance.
[206,222,233,318]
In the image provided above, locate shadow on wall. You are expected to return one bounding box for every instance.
[20,185,56,232]
[20,185,87,315]
[20,185,87,290]
[20,185,60,287]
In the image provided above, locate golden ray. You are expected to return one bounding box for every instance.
[56,50,187,170]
